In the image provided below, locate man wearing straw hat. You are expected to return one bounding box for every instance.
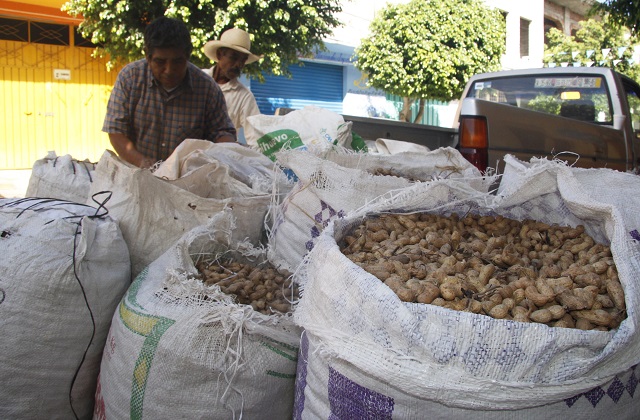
[203,28,262,138]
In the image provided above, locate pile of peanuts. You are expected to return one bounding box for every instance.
[196,259,298,315]
[339,212,626,331]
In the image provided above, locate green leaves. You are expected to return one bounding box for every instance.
[543,15,640,82]
[590,0,640,36]
[62,0,342,76]
[354,0,505,102]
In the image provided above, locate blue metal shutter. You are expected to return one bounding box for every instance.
[252,61,344,115]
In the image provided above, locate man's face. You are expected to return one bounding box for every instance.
[147,47,189,90]
[215,47,249,81]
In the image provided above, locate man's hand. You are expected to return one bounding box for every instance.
[108,133,155,168]
[140,157,157,169]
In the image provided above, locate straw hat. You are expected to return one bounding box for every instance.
[203,28,261,64]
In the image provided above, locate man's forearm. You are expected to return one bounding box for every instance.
[108,133,155,168]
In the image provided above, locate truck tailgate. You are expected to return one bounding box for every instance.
[343,114,457,150]
[460,98,629,172]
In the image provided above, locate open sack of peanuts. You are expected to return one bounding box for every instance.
[95,211,301,419]
[268,147,492,273]
[291,163,640,418]
[87,149,277,279]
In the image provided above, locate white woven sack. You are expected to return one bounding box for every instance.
[0,198,131,419]
[88,151,272,279]
[244,106,353,159]
[292,173,640,416]
[499,154,640,235]
[570,167,640,235]
[153,139,291,197]
[164,161,255,199]
[267,148,490,272]
[374,138,431,155]
[94,218,301,420]
[295,331,639,420]
[26,151,96,203]
[321,146,492,192]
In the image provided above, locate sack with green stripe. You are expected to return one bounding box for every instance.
[94,213,301,420]
[245,106,355,162]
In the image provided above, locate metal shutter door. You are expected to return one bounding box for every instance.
[252,61,343,115]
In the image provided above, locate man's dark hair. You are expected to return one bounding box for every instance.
[144,17,193,58]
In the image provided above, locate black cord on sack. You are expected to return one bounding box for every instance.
[2,198,70,217]
[84,162,94,183]
[0,197,100,221]
[68,191,113,419]
[89,191,112,219]
[68,219,96,420]
[2,195,114,418]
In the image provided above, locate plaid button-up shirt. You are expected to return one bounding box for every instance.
[103,59,236,162]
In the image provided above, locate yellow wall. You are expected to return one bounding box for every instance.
[0,38,121,169]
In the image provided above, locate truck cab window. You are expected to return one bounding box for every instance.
[468,74,612,123]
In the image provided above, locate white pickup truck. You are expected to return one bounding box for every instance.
[455,66,640,174]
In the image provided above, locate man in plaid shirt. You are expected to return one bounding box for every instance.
[103,17,236,169]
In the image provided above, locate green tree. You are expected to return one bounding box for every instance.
[62,0,342,76]
[353,0,505,123]
[590,0,640,36]
[543,16,640,82]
